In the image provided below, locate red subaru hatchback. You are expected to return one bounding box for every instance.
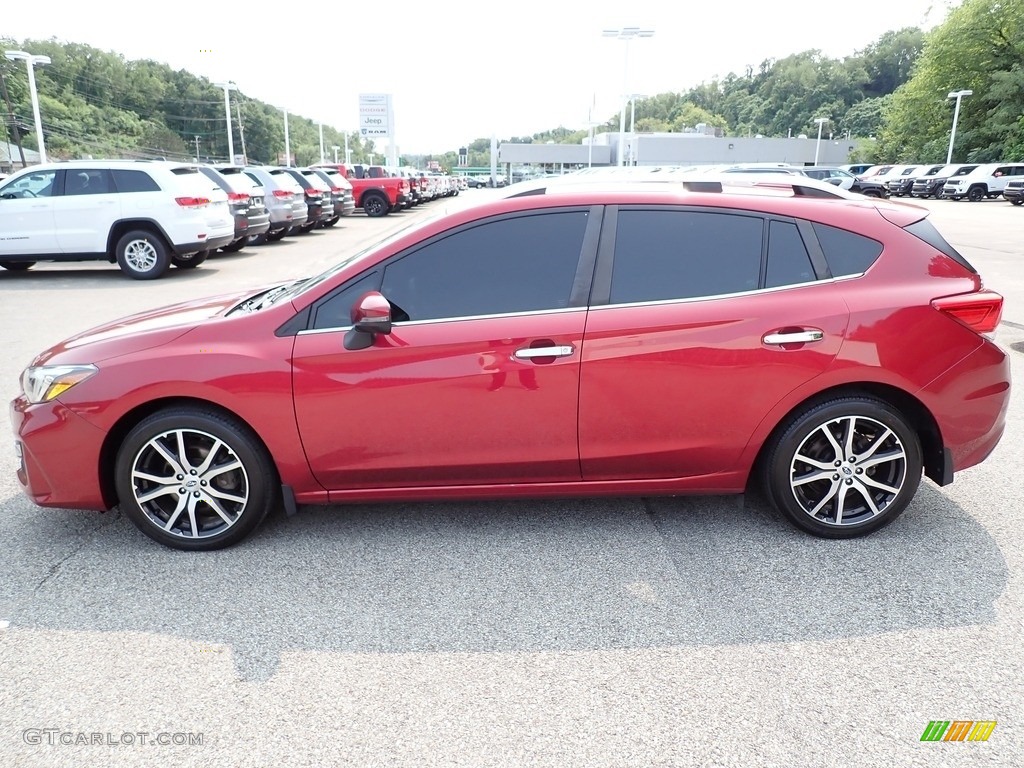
[10,180,1010,550]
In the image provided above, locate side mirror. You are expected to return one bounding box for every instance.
[344,291,392,350]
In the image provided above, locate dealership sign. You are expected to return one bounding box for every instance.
[359,93,392,137]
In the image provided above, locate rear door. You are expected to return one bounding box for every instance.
[578,206,849,481]
[54,168,120,253]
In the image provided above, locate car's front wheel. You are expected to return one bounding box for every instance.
[762,397,922,538]
[115,408,279,551]
[115,230,170,279]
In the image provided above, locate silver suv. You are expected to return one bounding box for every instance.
[0,160,234,279]
[241,166,308,241]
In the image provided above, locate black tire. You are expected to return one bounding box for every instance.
[114,229,171,280]
[1,261,36,271]
[967,186,985,202]
[299,220,318,233]
[171,250,209,269]
[248,232,269,245]
[1011,199,1023,206]
[115,407,279,551]
[265,228,288,242]
[321,216,340,228]
[362,193,389,217]
[220,238,247,253]
[862,190,881,198]
[761,396,922,539]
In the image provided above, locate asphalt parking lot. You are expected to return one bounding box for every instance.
[1,189,1021,767]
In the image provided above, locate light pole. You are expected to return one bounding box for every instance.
[344,132,351,164]
[283,109,290,167]
[4,50,51,164]
[332,145,340,164]
[628,93,646,166]
[213,81,236,162]
[585,121,601,168]
[602,27,654,167]
[318,121,325,164]
[193,135,200,163]
[813,117,829,165]
[946,89,973,164]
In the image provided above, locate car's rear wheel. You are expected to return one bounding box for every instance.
[115,230,171,280]
[762,397,922,538]
[1,261,36,271]
[362,193,388,217]
[171,250,208,269]
[115,408,278,551]
[321,216,340,228]
[265,228,288,242]
[248,232,269,245]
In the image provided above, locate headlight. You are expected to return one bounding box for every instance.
[20,364,98,404]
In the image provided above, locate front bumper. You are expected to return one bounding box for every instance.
[10,395,110,510]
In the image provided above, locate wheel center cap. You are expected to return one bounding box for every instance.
[842,466,853,476]
[185,479,198,488]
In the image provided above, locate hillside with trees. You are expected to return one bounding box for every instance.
[3,0,1021,170]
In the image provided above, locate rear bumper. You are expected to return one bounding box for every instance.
[173,234,233,255]
[920,340,1011,474]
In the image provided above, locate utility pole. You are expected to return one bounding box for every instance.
[236,99,247,164]
[0,65,27,168]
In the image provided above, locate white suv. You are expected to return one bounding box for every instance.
[941,162,1024,202]
[0,160,234,279]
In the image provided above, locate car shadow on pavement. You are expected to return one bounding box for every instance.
[2,484,1006,683]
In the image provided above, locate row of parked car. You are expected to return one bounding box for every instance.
[0,159,466,279]
[848,161,1024,204]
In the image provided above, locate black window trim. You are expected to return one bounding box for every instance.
[287,205,603,335]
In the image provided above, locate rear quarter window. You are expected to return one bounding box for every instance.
[111,169,161,193]
[811,223,882,277]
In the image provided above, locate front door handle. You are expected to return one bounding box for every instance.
[513,345,574,360]
[763,330,824,345]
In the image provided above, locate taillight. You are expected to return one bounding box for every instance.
[305,188,320,198]
[331,187,342,193]
[932,290,1003,335]
[227,192,250,202]
[175,196,210,208]
[272,189,292,199]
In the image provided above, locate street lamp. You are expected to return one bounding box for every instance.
[602,27,654,167]
[946,89,973,164]
[628,93,646,166]
[813,117,829,165]
[4,50,51,164]
[283,108,290,167]
[318,121,325,164]
[332,144,340,164]
[213,81,236,162]
[585,121,601,168]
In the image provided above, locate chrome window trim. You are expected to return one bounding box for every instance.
[296,305,586,336]
[587,274,862,312]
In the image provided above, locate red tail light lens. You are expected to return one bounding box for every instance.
[175,197,210,208]
[331,187,342,193]
[227,192,250,202]
[305,188,320,197]
[932,290,1003,334]
[272,189,293,199]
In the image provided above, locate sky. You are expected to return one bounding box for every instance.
[3,0,958,155]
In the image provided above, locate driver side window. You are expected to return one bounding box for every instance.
[1,170,57,199]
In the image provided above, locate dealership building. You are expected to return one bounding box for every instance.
[496,130,857,173]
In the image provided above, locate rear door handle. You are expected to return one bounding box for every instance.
[763,330,824,345]
[514,345,574,360]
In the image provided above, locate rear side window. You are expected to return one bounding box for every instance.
[63,169,112,195]
[111,170,160,193]
[766,221,815,288]
[611,210,763,303]
[904,219,976,274]
[811,223,882,277]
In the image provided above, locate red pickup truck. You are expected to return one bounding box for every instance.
[312,163,410,217]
